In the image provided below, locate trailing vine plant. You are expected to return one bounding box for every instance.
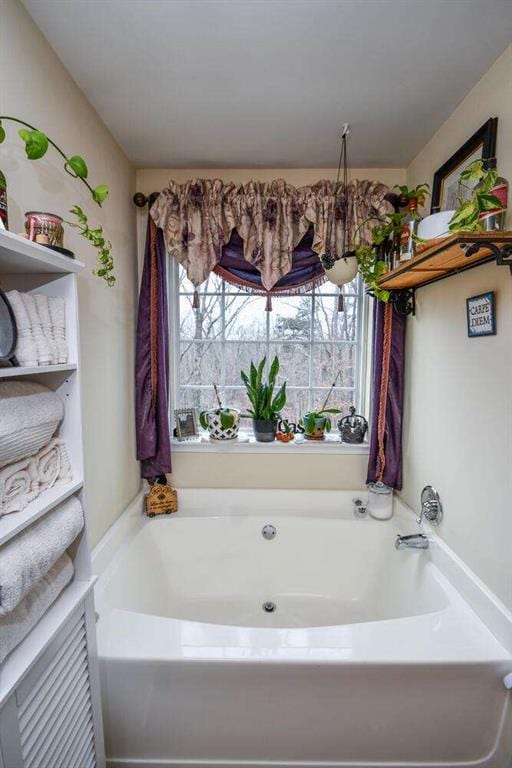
[448,159,502,232]
[0,117,115,286]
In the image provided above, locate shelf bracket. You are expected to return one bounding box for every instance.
[461,240,512,276]
[390,288,415,316]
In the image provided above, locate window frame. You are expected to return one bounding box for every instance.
[168,258,372,441]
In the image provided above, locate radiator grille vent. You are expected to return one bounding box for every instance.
[17,615,96,768]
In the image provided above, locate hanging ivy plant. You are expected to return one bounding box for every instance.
[448,159,502,233]
[0,116,115,285]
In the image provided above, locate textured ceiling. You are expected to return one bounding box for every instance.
[23,0,512,168]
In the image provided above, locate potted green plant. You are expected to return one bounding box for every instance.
[448,159,504,233]
[0,116,114,285]
[199,384,240,441]
[300,370,342,440]
[240,355,286,442]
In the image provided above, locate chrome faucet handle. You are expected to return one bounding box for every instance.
[417,485,443,526]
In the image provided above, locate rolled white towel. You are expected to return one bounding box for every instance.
[5,290,38,367]
[35,294,58,365]
[0,495,83,616]
[34,437,73,491]
[0,456,38,516]
[48,296,68,364]
[20,292,52,366]
[0,381,64,469]
[0,554,74,663]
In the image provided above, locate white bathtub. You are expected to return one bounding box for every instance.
[93,489,512,768]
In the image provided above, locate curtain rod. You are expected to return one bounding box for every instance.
[133,191,159,207]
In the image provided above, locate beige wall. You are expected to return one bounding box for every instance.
[0,0,140,546]
[136,167,405,491]
[404,45,512,608]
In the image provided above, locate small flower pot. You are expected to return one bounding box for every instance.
[200,408,240,440]
[303,413,329,441]
[252,419,277,443]
[25,211,64,247]
[322,254,358,287]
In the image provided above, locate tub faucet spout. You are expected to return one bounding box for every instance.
[395,533,429,551]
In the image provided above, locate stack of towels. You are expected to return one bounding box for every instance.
[6,290,68,367]
[0,495,83,662]
[0,381,72,516]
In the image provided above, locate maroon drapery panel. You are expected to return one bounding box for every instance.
[366,301,406,489]
[135,211,172,479]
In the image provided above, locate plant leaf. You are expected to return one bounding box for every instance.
[199,411,208,430]
[0,123,5,144]
[92,184,109,205]
[220,410,236,429]
[65,155,88,179]
[18,128,49,160]
[477,194,502,211]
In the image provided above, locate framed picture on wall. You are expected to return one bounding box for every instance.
[431,117,498,213]
[466,292,496,338]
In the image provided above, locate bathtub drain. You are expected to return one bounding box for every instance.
[262,601,277,613]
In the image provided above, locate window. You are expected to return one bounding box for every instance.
[171,263,367,423]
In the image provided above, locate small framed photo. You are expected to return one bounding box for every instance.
[174,408,199,440]
[431,118,498,212]
[466,292,496,338]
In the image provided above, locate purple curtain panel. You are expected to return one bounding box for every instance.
[366,301,406,490]
[135,212,172,479]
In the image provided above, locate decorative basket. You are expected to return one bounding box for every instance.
[25,211,64,247]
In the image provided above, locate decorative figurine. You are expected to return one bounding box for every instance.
[338,406,368,444]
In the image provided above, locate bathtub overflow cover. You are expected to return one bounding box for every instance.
[262,524,276,540]
[262,601,276,613]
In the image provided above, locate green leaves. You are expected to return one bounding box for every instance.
[356,244,390,302]
[18,128,49,159]
[219,409,237,430]
[92,184,109,205]
[65,155,88,179]
[199,411,209,430]
[68,206,115,286]
[240,355,286,420]
[0,122,5,144]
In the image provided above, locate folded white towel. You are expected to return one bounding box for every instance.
[20,293,52,366]
[0,554,74,663]
[48,296,68,364]
[0,381,63,468]
[0,456,38,516]
[0,496,83,616]
[6,290,38,367]
[34,294,59,365]
[34,437,72,492]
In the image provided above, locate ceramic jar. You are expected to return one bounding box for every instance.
[25,211,64,247]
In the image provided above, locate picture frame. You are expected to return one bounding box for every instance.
[466,291,496,338]
[431,118,498,213]
[174,407,199,440]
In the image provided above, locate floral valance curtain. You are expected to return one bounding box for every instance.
[150,178,392,293]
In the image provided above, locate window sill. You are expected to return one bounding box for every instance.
[171,432,369,454]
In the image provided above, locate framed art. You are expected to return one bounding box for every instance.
[466,292,496,338]
[174,407,199,440]
[431,118,498,213]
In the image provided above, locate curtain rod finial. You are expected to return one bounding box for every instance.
[133,192,148,207]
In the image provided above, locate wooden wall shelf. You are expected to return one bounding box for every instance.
[378,232,512,291]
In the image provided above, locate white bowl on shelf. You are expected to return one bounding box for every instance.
[417,210,456,241]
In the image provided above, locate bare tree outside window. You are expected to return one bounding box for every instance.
[173,265,364,423]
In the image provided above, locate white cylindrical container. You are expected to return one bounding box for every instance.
[367,482,393,520]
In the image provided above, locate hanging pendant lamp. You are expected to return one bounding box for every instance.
[321,124,358,308]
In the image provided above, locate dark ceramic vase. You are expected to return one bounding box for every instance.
[253,419,277,442]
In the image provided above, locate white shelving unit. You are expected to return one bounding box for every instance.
[0,231,105,768]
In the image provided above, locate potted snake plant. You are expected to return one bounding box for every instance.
[241,355,286,442]
[199,384,240,441]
